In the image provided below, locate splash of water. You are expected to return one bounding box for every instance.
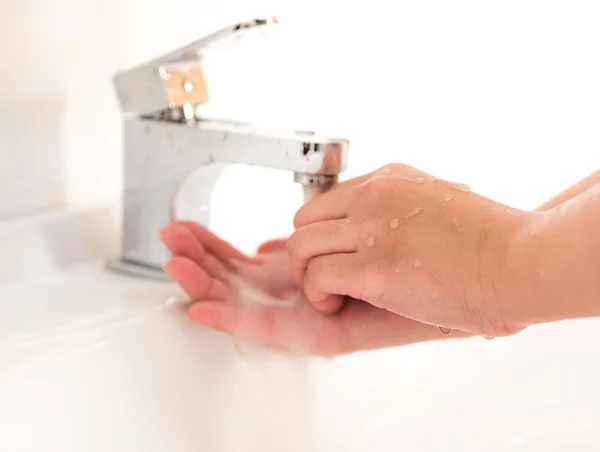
[219,274,318,452]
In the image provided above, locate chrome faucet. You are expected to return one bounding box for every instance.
[106,17,350,280]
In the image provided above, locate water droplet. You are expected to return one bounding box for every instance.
[438,326,452,335]
[482,335,495,340]
[367,236,375,247]
[446,181,471,193]
[406,207,424,219]
[389,218,400,229]
[412,259,422,268]
[404,176,425,185]
[451,218,460,227]
[443,194,454,202]
[380,168,391,175]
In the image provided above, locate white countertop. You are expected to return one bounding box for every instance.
[1,208,600,451]
[2,260,600,451]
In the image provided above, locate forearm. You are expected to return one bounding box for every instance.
[430,170,600,338]
[507,183,600,327]
[536,169,600,211]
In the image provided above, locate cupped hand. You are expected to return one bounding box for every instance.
[289,163,533,338]
[159,221,459,355]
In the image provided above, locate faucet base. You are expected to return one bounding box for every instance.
[105,258,172,282]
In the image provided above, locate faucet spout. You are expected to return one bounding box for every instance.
[189,118,348,176]
[106,115,349,280]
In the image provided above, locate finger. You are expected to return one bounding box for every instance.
[188,301,271,349]
[332,170,377,191]
[256,238,288,254]
[337,300,468,352]
[160,223,206,263]
[164,257,228,301]
[189,299,315,354]
[175,221,258,264]
[288,219,358,285]
[310,294,346,315]
[303,253,365,306]
[160,224,228,279]
[188,301,234,333]
[293,188,353,228]
[290,170,378,232]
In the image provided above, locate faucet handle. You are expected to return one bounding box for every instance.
[113,17,278,116]
[152,17,278,65]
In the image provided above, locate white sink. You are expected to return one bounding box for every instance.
[1,208,599,451]
[1,261,599,451]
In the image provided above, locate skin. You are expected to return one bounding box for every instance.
[536,168,600,211]
[161,167,600,354]
[505,179,600,328]
[160,221,469,356]
[290,164,600,338]
[290,163,529,337]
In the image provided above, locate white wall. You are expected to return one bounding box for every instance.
[1,0,599,223]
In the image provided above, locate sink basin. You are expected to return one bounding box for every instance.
[0,262,324,452]
[1,261,599,451]
[1,208,599,451]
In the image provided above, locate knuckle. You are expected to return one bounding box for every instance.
[293,208,306,228]
[288,228,314,259]
[356,175,392,201]
[355,178,374,199]
[380,163,400,172]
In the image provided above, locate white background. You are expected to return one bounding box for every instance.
[1,3,600,451]
[1,0,599,224]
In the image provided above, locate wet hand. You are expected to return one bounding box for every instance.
[289,163,533,338]
[159,221,456,355]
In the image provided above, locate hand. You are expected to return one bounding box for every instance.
[159,221,460,355]
[289,163,533,338]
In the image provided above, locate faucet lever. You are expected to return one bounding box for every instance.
[112,17,278,116]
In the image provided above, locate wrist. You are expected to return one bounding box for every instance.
[503,190,600,328]
[501,210,552,329]
[464,207,540,337]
